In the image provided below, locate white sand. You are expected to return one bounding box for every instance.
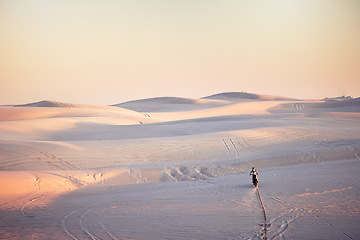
[0,93,359,239]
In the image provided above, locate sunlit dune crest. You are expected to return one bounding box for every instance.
[202,91,298,101]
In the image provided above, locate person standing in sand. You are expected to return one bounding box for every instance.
[250,167,258,187]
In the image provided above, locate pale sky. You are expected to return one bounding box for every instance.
[1,0,359,105]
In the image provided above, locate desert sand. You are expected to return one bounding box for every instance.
[0,92,359,239]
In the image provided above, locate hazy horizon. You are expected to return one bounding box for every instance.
[1,0,360,105]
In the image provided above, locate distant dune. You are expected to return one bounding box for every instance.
[15,100,79,108]
[202,92,297,101]
[270,97,360,113]
[14,100,121,109]
[113,92,297,112]
[0,100,155,123]
[113,96,229,112]
[113,97,198,106]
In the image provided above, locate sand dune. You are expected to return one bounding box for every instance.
[15,100,79,108]
[14,100,130,109]
[270,97,360,113]
[0,103,159,142]
[114,92,296,112]
[114,96,229,112]
[0,92,359,239]
[203,91,297,101]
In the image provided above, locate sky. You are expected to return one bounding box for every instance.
[1,0,360,105]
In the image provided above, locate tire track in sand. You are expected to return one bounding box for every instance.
[61,208,100,240]
[266,192,354,240]
[268,189,347,240]
[61,209,80,240]
[255,188,270,240]
[61,207,118,240]
[21,195,45,218]
[222,138,231,159]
